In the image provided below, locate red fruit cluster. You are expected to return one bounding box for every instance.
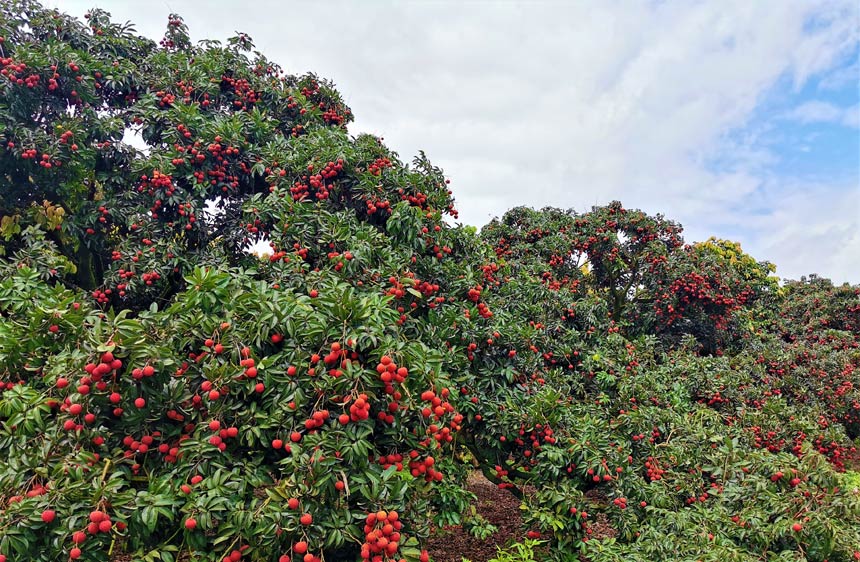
[288,159,343,201]
[655,270,748,331]
[7,482,50,504]
[207,422,239,451]
[155,90,176,107]
[122,433,159,457]
[303,410,330,431]
[360,510,405,561]
[199,379,224,402]
[418,388,461,441]
[476,302,493,319]
[644,457,665,481]
[95,205,110,224]
[154,435,183,464]
[349,394,371,422]
[374,453,404,471]
[240,353,259,378]
[131,364,156,380]
[91,288,112,304]
[407,453,442,482]
[1,58,41,88]
[138,170,175,201]
[586,464,616,484]
[66,350,123,399]
[467,285,482,302]
[87,510,114,535]
[18,147,37,159]
[397,186,431,209]
[321,106,346,125]
[363,195,391,216]
[367,157,392,176]
[386,275,441,300]
[279,543,320,562]
[68,509,116,556]
[138,270,161,286]
[220,74,258,109]
[376,355,406,393]
[323,341,344,367]
[509,423,557,465]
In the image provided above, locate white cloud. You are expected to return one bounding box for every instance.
[50,0,860,282]
[785,100,860,127]
[748,179,860,283]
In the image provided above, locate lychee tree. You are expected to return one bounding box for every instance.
[471,206,860,559]
[0,2,472,561]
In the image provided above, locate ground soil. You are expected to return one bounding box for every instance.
[426,473,619,562]
[426,472,526,562]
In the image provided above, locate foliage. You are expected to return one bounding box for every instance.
[460,540,544,562]
[462,511,497,541]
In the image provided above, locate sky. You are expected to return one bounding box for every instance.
[53,0,860,283]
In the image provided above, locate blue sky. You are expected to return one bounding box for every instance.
[55,0,860,282]
[725,49,858,182]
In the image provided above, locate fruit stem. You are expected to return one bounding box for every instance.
[100,458,112,484]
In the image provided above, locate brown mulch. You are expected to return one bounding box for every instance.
[583,489,617,542]
[426,472,526,562]
[427,474,619,562]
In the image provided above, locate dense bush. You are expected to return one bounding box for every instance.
[0,2,472,560]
